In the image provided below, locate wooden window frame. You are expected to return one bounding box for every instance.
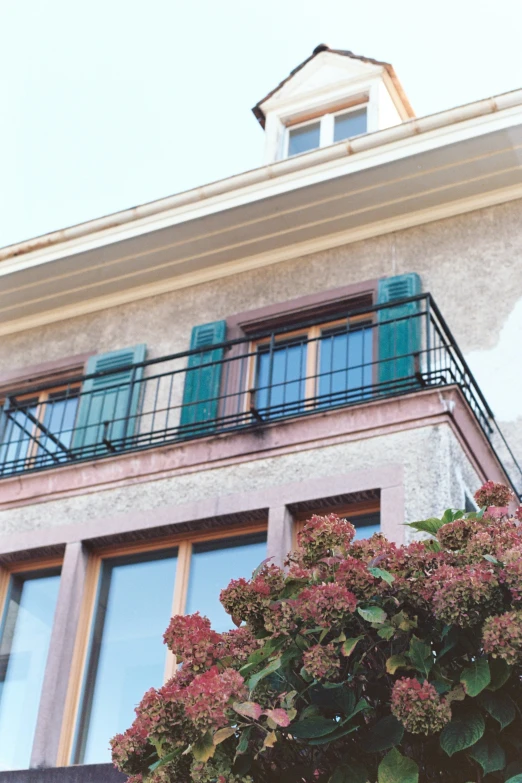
[1,384,81,470]
[284,98,369,157]
[246,313,374,417]
[57,522,267,766]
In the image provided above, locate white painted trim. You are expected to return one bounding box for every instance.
[1,180,521,338]
[2,88,522,274]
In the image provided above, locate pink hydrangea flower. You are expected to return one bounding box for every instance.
[482,610,522,665]
[391,678,451,735]
[302,643,341,680]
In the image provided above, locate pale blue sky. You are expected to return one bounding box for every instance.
[1,0,522,248]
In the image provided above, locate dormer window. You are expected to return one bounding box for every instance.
[286,105,368,158]
[253,45,414,165]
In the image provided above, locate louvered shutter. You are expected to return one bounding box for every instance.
[72,344,146,455]
[179,321,226,435]
[378,274,422,387]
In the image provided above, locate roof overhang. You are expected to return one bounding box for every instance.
[1,90,522,337]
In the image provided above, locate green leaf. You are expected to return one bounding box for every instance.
[378,748,419,783]
[478,690,516,730]
[328,761,368,783]
[288,716,340,739]
[368,566,395,584]
[386,654,408,674]
[192,732,216,762]
[468,735,506,774]
[440,709,485,757]
[239,636,286,675]
[487,657,512,691]
[505,777,522,783]
[378,624,396,640]
[362,715,404,753]
[405,517,443,536]
[358,605,387,624]
[307,723,358,745]
[341,636,364,656]
[460,658,491,697]
[236,726,252,755]
[408,637,433,677]
[248,656,282,692]
[148,748,181,773]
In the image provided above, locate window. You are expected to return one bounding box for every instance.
[287,121,321,156]
[69,527,267,765]
[250,316,373,420]
[334,107,367,142]
[285,105,368,158]
[0,564,61,770]
[0,386,79,476]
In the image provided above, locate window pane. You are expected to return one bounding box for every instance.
[0,570,61,771]
[288,123,320,156]
[352,512,381,540]
[334,108,367,142]
[255,340,307,418]
[186,533,267,632]
[318,325,373,406]
[75,550,178,764]
[37,394,79,465]
[0,403,38,475]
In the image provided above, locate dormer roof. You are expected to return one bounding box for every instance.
[252,44,415,127]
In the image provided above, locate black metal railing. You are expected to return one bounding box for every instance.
[1,294,521,493]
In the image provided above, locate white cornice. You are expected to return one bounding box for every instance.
[1,179,521,338]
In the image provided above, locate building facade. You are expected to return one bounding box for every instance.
[0,46,521,780]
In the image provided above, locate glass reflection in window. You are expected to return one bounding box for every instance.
[74,550,178,764]
[318,324,373,406]
[255,340,307,417]
[0,402,38,474]
[0,569,61,770]
[334,108,367,142]
[288,122,320,156]
[185,533,267,632]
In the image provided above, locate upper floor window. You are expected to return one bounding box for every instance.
[250,315,373,420]
[286,105,368,158]
[0,386,80,476]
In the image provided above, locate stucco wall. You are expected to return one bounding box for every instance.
[0,423,480,544]
[0,198,520,472]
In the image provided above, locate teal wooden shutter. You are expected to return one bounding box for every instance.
[378,273,422,387]
[72,344,146,454]
[180,321,226,435]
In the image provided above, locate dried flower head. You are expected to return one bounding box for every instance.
[482,610,522,665]
[427,564,503,627]
[294,583,357,627]
[297,514,356,566]
[391,678,451,735]
[163,612,220,671]
[302,643,341,681]
[474,481,514,509]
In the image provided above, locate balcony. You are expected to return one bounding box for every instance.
[1,294,520,493]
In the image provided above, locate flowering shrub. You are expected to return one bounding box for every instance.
[112,481,522,783]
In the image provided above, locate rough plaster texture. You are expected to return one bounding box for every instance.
[0,199,519,483]
[0,424,479,540]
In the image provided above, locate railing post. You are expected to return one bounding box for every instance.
[425,295,432,382]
